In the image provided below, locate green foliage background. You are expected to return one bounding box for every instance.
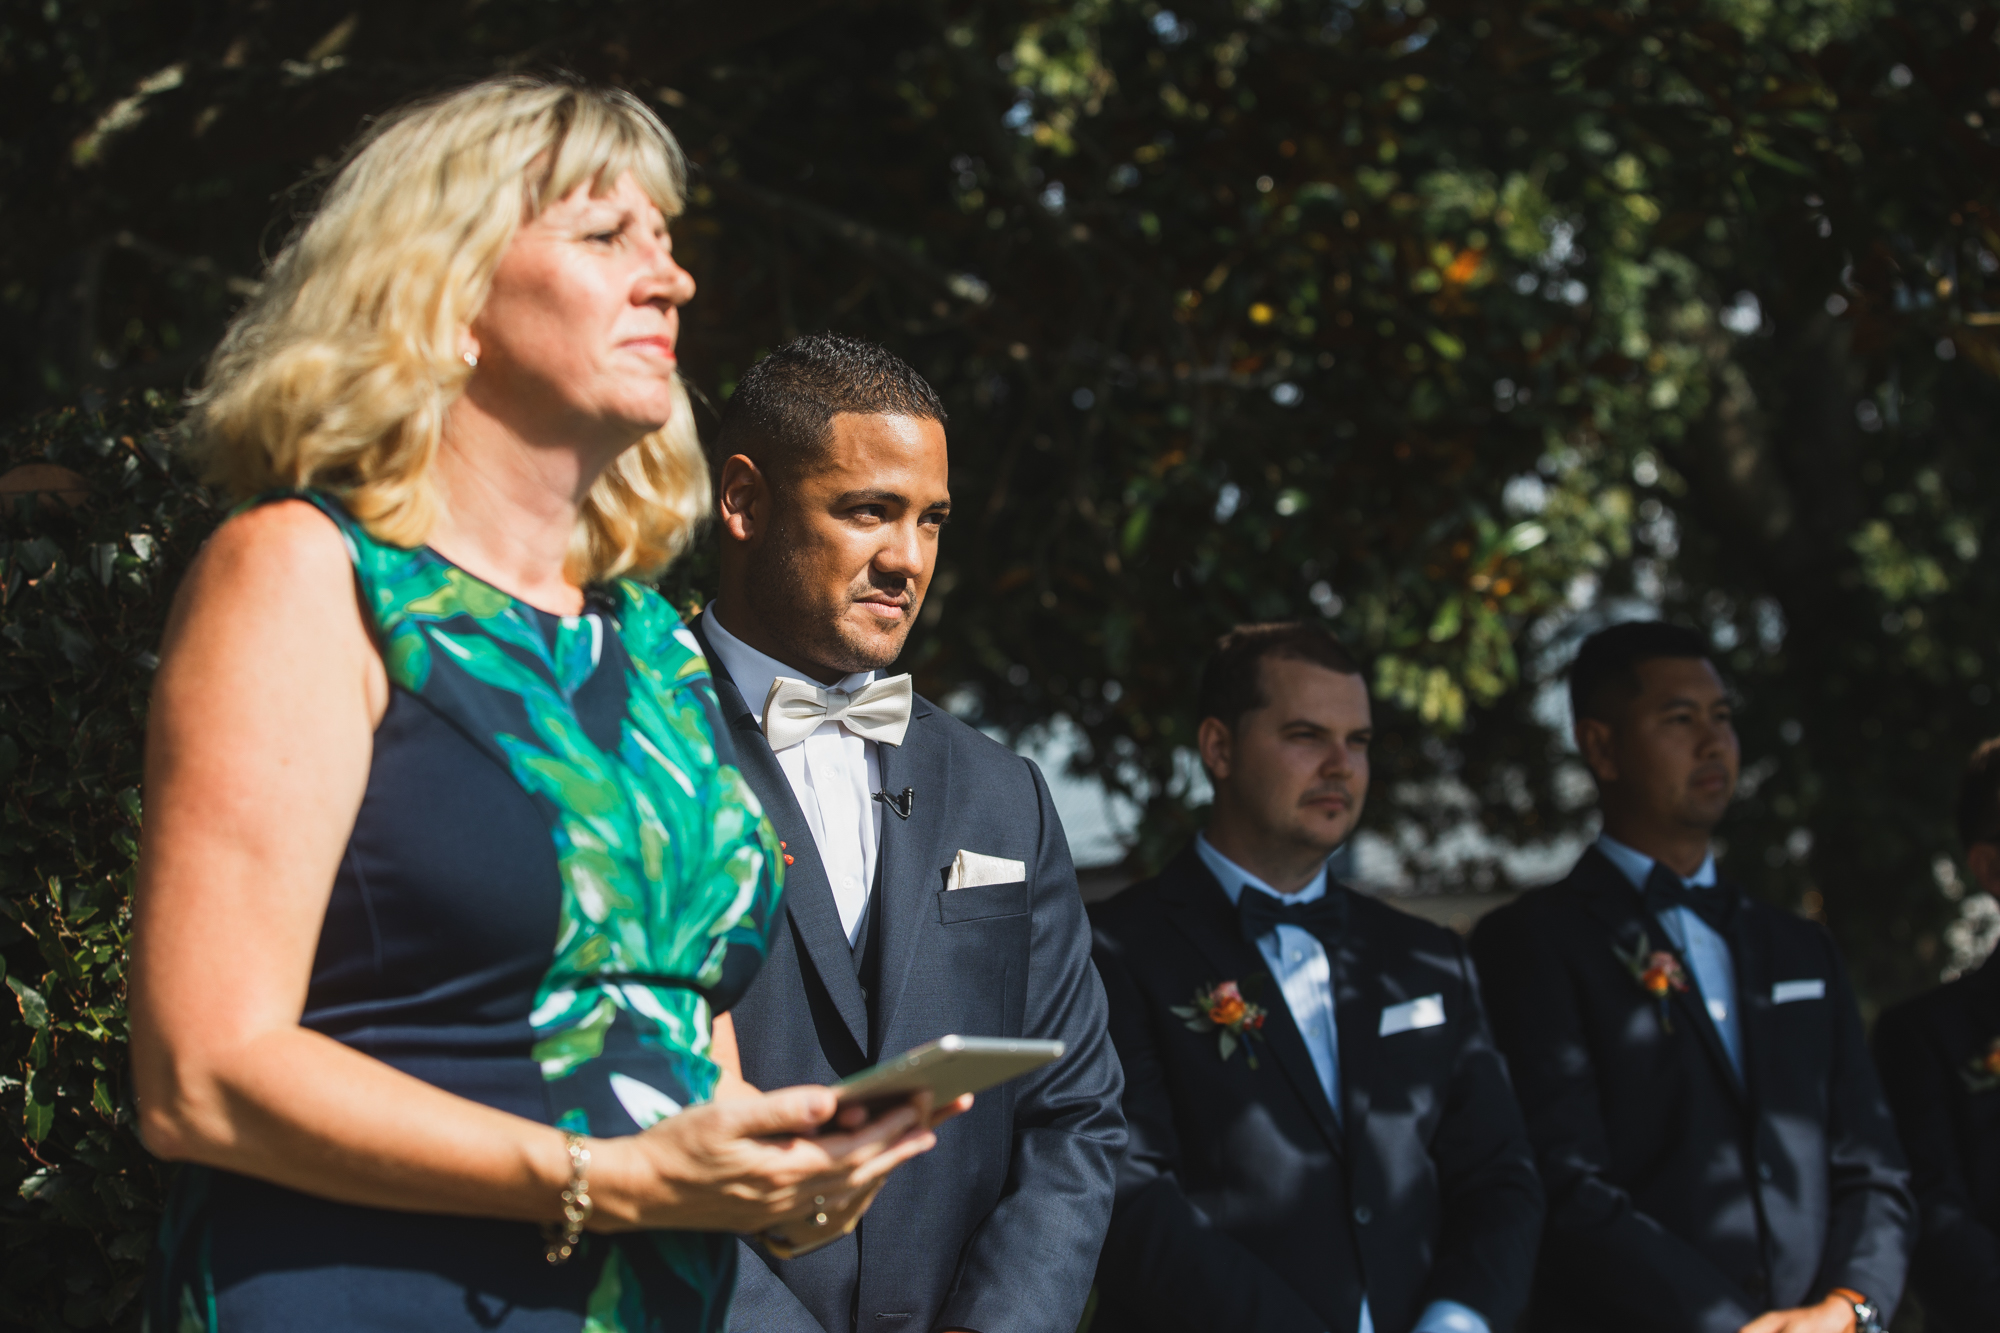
[4,0,2000,1326]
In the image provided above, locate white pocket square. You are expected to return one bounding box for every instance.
[1772,979,1825,1004]
[1380,993,1446,1036]
[946,850,1026,891]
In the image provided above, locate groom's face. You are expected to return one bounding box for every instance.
[744,412,951,679]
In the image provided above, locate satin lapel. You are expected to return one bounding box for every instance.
[1327,886,1378,1139]
[867,698,952,1058]
[1159,849,1346,1158]
[1729,888,1776,1112]
[1575,850,1745,1105]
[687,614,869,1053]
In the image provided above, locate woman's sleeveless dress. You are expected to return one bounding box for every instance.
[145,493,785,1332]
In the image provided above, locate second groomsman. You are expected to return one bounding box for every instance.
[1472,621,1913,1333]
[688,333,1123,1333]
[1090,622,1543,1333]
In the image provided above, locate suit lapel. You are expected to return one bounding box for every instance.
[868,701,951,1057]
[1327,886,1381,1136]
[1574,849,1745,1105]
[1730,890,1778,1110]
[1160,849,1346,1158]
[687,613,870,1054]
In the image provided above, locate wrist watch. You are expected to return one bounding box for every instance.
[1830,1288,1883,1333]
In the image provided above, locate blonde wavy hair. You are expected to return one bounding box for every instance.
[191,75,706,584]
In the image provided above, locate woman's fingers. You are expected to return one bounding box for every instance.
[722,1085,839,1139]
[811,1103,922,1160]
[927,1092,973,1128]
[843,1125,938,1189]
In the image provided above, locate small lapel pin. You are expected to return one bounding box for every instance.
[874,787,916,820]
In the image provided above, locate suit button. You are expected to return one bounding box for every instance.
[1757,1162,1773,1183]
[1353,1205,1372,1225]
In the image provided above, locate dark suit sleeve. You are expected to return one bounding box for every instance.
[1470,902,1759,1333]
[934,760,1127,1333]
[1873,998,2000,1328]
[1088,921,1329,1333]
[726,1242,831,1333]
[1812,939,1915,1315]
[1414,940,1545,1327]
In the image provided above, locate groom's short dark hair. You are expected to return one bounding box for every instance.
[715,332,947,487]
[1568,621,1716,723]
[1198,622,1362,732]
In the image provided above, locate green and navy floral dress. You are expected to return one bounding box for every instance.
[145,492,784,1332]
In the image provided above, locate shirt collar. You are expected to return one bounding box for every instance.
[1595,832,1718,893]
[1195,833,1330,908]
[703,603,877,729]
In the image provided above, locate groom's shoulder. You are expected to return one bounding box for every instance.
[913,696,1044,782]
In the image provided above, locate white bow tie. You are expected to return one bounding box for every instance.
[761,674,914,750]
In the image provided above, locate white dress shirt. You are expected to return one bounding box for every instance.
[704,607,882,944]
[1195,835,1491,1333]
[1595,833,1743,1077]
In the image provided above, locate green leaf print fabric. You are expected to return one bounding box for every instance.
[145,491,784,1333]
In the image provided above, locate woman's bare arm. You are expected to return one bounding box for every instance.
[129,501,936,1234]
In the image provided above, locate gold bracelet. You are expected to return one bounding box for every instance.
[543,1132,592,1265]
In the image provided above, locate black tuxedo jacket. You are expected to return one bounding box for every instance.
[685,614,1125,1333]
[1087,846,1542,1333]
[1470,848,1913,1332]
[1873,948,2000,1331]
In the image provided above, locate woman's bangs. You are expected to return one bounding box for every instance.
[539,100,686,220]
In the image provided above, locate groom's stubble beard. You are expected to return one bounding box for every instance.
[742,505,916,678]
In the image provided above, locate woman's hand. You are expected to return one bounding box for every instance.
[754,1091,975,1256]
[590,1085,945,1234]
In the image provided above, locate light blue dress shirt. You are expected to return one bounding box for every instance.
[1594,833,1744,1077]
[1196,835,1492,1333]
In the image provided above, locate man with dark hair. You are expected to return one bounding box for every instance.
[1871,737,2000,1331]
[685,332,1124,1333]
[1089,621,1543,1333]
[1472,621,1913,1333]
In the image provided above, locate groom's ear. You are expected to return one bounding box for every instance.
[717,454,770,544]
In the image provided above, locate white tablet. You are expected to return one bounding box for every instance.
[832,1035,1065,1109]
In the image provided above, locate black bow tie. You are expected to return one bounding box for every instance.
[1238,887,1347,948]
[1641,862,1738,937]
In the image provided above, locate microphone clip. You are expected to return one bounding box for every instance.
[873,787,916,820]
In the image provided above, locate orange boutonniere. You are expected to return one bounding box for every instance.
[1962,1037,2000,1093]
[1172,979,1269,1068]
[1615,934,1689,1033]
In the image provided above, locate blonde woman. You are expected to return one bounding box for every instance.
[130,77,941,1332]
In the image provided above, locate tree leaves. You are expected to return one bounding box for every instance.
[6,977,47,1030]
[2,395,209,1328]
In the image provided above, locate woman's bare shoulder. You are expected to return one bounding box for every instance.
[190,498,352,590]
[161,498,373,673]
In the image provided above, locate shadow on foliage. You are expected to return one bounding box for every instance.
[1,394,214,1331]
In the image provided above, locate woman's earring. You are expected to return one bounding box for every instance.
[462,350,479,368]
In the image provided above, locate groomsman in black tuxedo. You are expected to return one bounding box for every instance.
[685,334,1124,1333]
[1089,622,1543,1333]
[1472,622,1913,1333]
[1873,737,2000,1331]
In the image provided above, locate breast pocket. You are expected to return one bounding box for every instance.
[938,882,1029,924]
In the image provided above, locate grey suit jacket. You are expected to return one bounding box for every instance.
[687,613,1126,1333]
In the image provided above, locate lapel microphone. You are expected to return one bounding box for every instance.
[873,787,916,820]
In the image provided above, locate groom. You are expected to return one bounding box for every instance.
[686,333,1124,1333]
